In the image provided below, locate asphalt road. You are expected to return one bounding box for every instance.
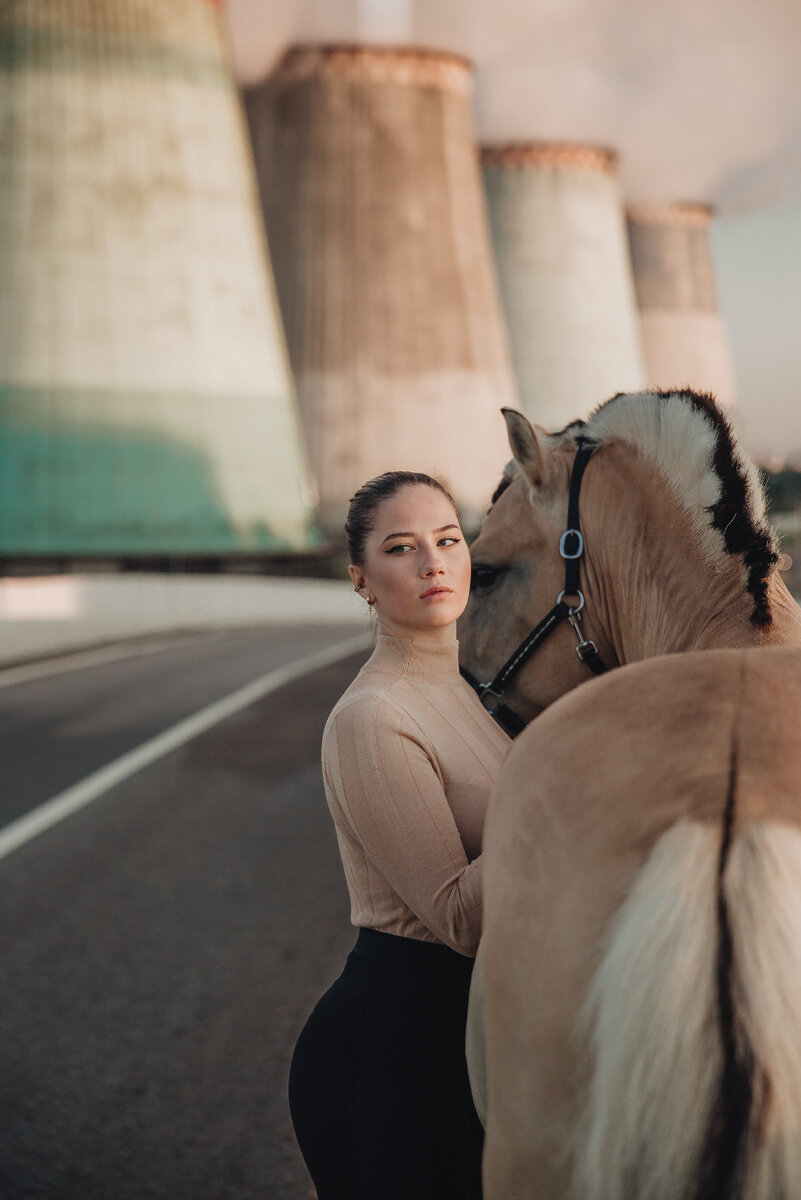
[0,628,371,1200]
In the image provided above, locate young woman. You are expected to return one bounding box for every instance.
[288,471,510,1199]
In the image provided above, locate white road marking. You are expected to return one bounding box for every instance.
[0,631,231,690]
[0,633,370,863]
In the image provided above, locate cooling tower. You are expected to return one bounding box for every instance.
[626,203,737,406]
[0,0,315,558]
[481,143,646,431]
[244,45,517,532]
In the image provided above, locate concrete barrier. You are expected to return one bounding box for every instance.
[0,574,365,666]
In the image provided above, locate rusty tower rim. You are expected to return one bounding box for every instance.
[481,142,619,173]
[269,42,474,93]
[627,202,717,227]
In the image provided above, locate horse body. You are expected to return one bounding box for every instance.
[459,390,801,1199]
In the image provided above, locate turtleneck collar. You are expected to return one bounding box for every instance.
[367,634,461,684]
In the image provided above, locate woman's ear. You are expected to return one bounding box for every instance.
[348,564,365,592]
[502,408,554,492]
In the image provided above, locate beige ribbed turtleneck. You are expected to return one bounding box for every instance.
[322,634,510,957]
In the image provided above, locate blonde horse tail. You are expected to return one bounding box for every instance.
[574,813,801,1200]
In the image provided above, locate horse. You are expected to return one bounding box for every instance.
[457,389,801,1200]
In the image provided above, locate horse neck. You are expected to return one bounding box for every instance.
[580,449,800,665]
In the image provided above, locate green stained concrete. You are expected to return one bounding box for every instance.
[0,384,320,555]
[0,23,227,86]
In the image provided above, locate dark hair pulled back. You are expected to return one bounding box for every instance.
[345,472,459,566]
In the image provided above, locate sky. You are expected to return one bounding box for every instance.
[221,0,801,465]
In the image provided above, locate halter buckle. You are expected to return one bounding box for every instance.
[559,529,584,560]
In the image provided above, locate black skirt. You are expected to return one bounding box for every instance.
[288,928,484,1200]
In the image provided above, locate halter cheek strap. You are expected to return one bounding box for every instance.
[461,439,609,738]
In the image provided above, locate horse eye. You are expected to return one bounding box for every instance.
[471,565,502,593]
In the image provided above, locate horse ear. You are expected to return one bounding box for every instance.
[502,408,553,491]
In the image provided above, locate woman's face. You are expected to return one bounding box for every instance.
[349,484,471,642]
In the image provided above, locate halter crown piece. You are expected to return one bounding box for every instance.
[461,439,608,738]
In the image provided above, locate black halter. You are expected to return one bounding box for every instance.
[461,439,609,738]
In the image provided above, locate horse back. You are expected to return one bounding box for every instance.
[495,644,801,844]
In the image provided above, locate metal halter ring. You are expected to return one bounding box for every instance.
[557,588,585,614]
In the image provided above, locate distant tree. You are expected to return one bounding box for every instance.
[761,467,801,514]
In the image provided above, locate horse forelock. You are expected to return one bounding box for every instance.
[583,389,778,626]
[489,461,519,508]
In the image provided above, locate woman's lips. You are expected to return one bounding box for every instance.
[420,586,453,599]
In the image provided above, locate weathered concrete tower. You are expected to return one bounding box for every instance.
[626,203,737,406]
[245,45,517,531]
[481,143,646,431]
[0,0,315,558]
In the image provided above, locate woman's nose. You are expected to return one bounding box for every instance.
[421,551,444,576]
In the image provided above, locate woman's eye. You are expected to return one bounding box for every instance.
[386,543,414,554]
[439,536,461,547]
[471,565,502,592]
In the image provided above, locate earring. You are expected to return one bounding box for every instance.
[367,597,375,606]
[353,584,361,592]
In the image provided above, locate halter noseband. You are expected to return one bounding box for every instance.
[461,439,609,738]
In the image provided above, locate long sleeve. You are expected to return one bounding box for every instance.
[323,692,483,956]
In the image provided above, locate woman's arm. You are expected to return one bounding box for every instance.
[324,695,482,955]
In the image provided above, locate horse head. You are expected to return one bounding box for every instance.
[459,389,798,724]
